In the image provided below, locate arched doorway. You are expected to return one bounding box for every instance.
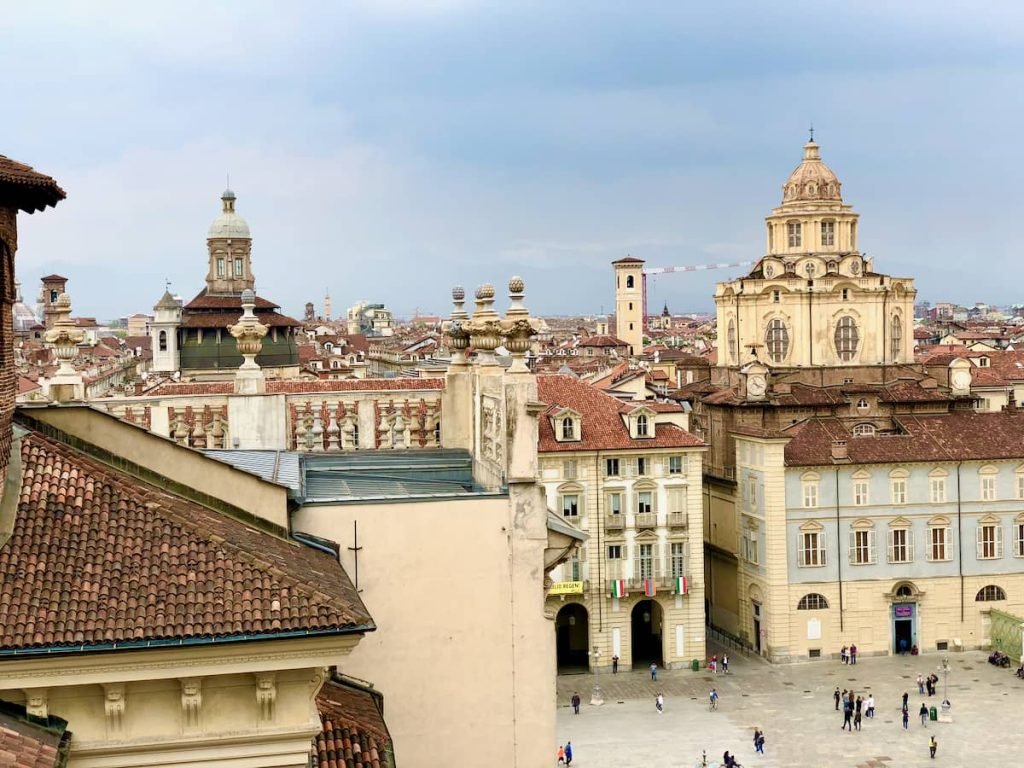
[555,604,590,672]
[631,599,664,668]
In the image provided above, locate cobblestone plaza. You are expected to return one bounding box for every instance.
[556,648,1021,767]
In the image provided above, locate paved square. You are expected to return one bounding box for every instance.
[556,649,1021,766]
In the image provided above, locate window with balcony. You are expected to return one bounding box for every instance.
[636,543,654,579]
[797,527,825,567]
[977,519,1003,559]
[668,456,684,475]
[605,457,620,477]
[607,492,622,515]
[670,542,686,577]
[888,525,914,564]
[637,491,653,515]
[561,494,579,518]
[849,525,875,565]
[607,545,622,560]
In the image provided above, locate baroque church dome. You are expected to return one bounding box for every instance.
[207,188,251,239]
[11,281,38,332]
[782,140,842,204]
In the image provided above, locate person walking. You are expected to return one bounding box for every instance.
[840,645,848,664]
[917,673,925,695]
[850,643,858,664]
[753,728,765,755]
[709,688,719,711]
[571,691,581,715]
[902,706,910,730]
[854,696,863,731]
[655,692,664,713]
[929,735,938,759]
[612,654,619,674]
[842,698,853,731]
[650,662,658,681]
[866,694,875,719]
[565,741,573,766]
[919,702,929,727]
[557,745,566,765]
[834,687,841,711]
[710,654,718,674]
[902,691,909,711]
[722,653,729,674]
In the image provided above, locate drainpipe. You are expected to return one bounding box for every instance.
[835,466,844,632]
[595,452,604,637]
[956,461,964,622]
[808,280,814,366]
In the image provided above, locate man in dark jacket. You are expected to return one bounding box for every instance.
[571,691,581,715]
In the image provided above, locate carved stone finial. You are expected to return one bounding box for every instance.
[228,289,268,394]
[466,283,503,366]
[44,292,85,376]
[501,276,537,374]
[443,285,471,369]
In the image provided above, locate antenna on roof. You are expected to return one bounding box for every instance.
[165,278,171,291]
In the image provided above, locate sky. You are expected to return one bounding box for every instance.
[3,1,1023,322]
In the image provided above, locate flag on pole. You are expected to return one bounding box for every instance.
[610,579,627,598]
[644,578,656,597]
[675,576,689,595]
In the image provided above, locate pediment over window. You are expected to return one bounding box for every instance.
[851,469,871,480]
[634,529,659,543]
[851,517,874,529]
[978,513,1001,525]
[889,516,912,528]
[928,516,951,527]
[552,408,582,442]
[799,520,824,532]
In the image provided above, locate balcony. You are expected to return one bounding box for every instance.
[605,514,625,532]
[635,512,657,529]
[667,512,687,529]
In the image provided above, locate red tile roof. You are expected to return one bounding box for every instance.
[146,378,445,397]
[578,335,627,348]
[312,679,393,768]
[180,311,301,328]
[0,155,65,212]
[784,411,1024,466]
[0,706,69,768]
[537,375,703,453]
[611,256,644,264]
[184,290,281,311]
[0,430,373,653]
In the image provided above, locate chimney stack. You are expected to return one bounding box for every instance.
[831,440,848,462]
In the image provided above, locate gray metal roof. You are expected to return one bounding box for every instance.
[204,450,302,492]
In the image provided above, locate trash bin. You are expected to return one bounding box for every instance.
[929,706,937,721]
[691,658,700,672]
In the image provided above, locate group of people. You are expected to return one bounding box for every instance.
[721,732,764,768]
[916,672,940,697]
[834,687,873,731]
[839,643,858,664]
[556,741,573,765]
[708,653,729,674]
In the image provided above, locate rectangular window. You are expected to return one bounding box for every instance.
[637,492,653,515]
[1016,523,1024,558]
[667,488,687,514]
[891,479,907,505]
[981,475,997,501]
[850,529,875,565]
[931,477,946,503]
[561,494,579,518]
[772,290,780,303]
[234,257,243,277]
[670,542,686,577]
[787,222,802,248]
[607,545,622,560]
[888,528,913,563]
[569,554,582,581]
[216,257,225,277]
[563,460,577,480]
[668,456,684,475]
[821,220,835,247]
[748,535,759,565]
[637,543,654,579]
[637,457,649,476]
[1018,475,1024,500]
[607,492,622,515]
[854,480,869,506]
[929,526,949,562]
[748,476,758,509]
[977,523,1003,559]
[605,458,620,477]
[798,531,825,567]
[803,483,818,508]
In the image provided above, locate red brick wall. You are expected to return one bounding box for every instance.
[0,206,17,492]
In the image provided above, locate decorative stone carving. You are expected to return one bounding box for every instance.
[180,677,203,730]
[228,288,268,395]
[464,284,503,366]
[103,682,126,735]
[23,688,48,718]
[442,286,470,368]
[43,292,84,374]
[500,276,539,374]
[254,672,277,723]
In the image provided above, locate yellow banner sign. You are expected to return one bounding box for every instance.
[548,581,584,595]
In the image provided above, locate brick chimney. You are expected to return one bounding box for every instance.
[831,439,849,462]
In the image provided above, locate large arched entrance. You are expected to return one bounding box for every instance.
[555,603,590,672]
[631,599,664,668]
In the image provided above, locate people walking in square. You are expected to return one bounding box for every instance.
[710,654,718,673]
[920,702,928,726]
[917,673,925,694]
[722,653,729,674]
[565,741,573,766]
[854,696,863,731]
[834,687,841,711]
[655,692,664,713]
[929,735,938,759]
[612,654,619,673]
[842,697,853,731]
[840,645,848,664]
[557,745,565,764]
[650,662,658,681]
[850,643,857,664]
[902,691,909,711]
[902,706,910,730]
[571,691,581,715]
[709,688,719,711]
[866,694,875,718]
[754,728,765,754]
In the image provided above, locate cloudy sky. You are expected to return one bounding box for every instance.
[4,1,1022,321]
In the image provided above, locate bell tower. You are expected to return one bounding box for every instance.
[613,256,645,356]
[205,189,254,295]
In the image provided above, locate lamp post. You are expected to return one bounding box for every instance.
[590,646,604,705]
[940,657,951,716]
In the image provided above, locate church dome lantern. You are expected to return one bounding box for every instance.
[782,140,842,204]
[207,188,251,240]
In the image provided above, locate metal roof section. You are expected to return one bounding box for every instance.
[301,448,500,503]
[203,450,302,493]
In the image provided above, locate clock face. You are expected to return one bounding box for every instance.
[747,375,767,397]
[952,370,971,390]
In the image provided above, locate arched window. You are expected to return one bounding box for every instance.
[976,585,1007,602]
[797,593,829,610]
[626,275,634,289]
[727,319,737,363]
[834,316,859,361]
[852,423,875,437]
[561,417,575,440]
[895,584,914,598]
[765,319,789,363]
[890,315,902,360]
[856,398,869,410]
[158,330,167,352]
[636,414,649,437]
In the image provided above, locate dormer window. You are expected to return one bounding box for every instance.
[636,414,649,437]
[979,357,990,368]
[561,417,574,439]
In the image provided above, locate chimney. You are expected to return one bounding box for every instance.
[831,440,848,462]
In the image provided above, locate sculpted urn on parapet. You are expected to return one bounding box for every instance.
[500,276,539,373]
[228,288,268,394]
[442,285,471,367]
[465,283,503,366]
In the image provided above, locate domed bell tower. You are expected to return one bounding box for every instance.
[206,189,254,295]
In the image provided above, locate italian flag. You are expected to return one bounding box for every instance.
[643,579,656,597]
[610,579,627,598]
[675,576,689,595]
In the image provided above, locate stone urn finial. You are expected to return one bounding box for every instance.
[228,289,269,393]
[442,285,471,369]
[44,292,85,376]
[466,283,502,366]
[501,276,538,374]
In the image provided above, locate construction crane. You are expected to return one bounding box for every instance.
[644,259,755,276]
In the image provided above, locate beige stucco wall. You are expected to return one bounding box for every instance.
[293,493,554,768]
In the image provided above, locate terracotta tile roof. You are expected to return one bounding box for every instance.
[537,375,703,453]
[784,411,1024,466]
[16,377,40,395]
[0,155,65,213]
[0,704,70,768]
[123,336,151,350]
[184,290,281,311]
[312,678,393,768]
[146,378,445,397]
[669,380,720,399]
[0,429,373,653]
[611,256,644,264]
[39,274,66,283]
[180,311,301,328]
[578,335,627,348]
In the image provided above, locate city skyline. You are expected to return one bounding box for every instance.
[5,1,1023,319]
